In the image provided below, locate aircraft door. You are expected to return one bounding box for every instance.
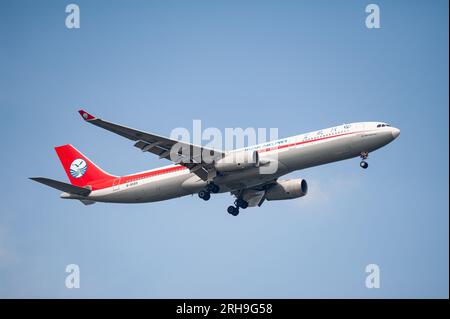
[113,178,121,191]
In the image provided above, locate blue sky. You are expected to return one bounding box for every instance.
[0,0,448,298]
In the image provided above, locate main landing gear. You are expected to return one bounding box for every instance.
[198,182,220,201]
[227,198,249,216]
[197,182,250,217]
[206,183,220,194]
[360,151,369,169]
[198,189,210,201]
[227,205,239,216]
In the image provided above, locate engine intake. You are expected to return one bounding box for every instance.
[265,179,308,201]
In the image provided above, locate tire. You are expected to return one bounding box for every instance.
[203,192,210,201]
[211,184,220,194]
[236,199,248,209]
[227,206,239,216]
[360,161,368,169]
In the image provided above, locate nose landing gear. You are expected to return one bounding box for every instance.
[360,151,369,169]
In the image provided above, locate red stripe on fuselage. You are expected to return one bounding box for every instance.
[257,131,360,153]
[89,165,186,190]
[89,130,363,191]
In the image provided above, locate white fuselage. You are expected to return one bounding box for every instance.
[62,122,400,203]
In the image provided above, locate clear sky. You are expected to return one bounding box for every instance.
[0,0,448,298]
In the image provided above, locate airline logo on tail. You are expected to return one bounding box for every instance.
[70,158,87,178]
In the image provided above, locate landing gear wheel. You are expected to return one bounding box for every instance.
[206,183,220,194]
[211,184,220,194]
[359,152,369,169]
[235,199,249,209]
[227,206,239,216]
[198,190,211,201]
[360,161,368,169]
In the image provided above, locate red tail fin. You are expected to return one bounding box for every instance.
[54,144,115,187]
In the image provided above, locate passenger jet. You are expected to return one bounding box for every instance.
[31,110,400,216]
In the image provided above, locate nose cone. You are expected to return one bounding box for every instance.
[391,127,400,139]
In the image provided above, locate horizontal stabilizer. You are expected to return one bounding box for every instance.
[30,177,91,196]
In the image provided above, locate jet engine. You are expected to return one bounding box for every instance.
[265,179,308,201]
[214,150,259,172]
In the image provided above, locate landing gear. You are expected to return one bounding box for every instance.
[198,190,210,201]
[206,183,220,194]
[226,198,248,216]
[198,183,219,201]
[360,161,369,169]
[235,198,249,209]
[360,151,369,169]
[227,205,239,216]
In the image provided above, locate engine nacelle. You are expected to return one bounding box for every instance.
[214,150,259,172]
[265,179,308,201]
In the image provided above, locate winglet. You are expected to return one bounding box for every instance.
[78,109,96,121]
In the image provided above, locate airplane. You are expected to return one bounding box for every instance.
[30,110,400,216]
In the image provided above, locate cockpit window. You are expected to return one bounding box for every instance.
[377,124,381,128]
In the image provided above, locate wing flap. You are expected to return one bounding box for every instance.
[242,190,266,207]
[231,180,277,208]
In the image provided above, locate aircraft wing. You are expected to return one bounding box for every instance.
[78,110,225,181]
